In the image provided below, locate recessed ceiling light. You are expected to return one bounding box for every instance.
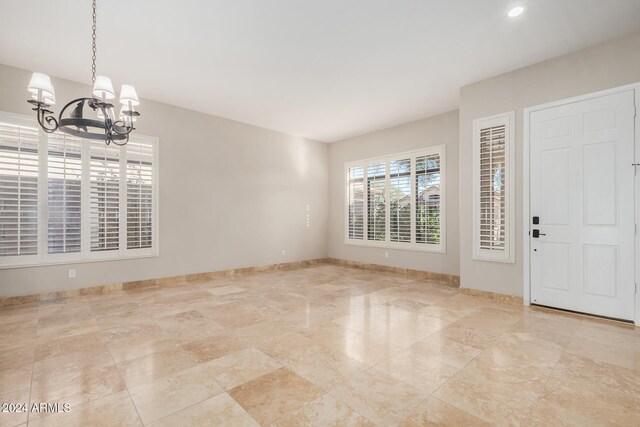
[508,6,525,18]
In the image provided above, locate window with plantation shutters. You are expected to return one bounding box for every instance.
[415,153,441,245]
[473,112,514,263]
[0,118,39,260]
[345,146,446,252]
[347,166,364,240]
[0,111,158,268]
[90,141,121,252]
[126,140,154,249]
[389,158,411,243]
[367,162,386,241]
[47,133,82,254]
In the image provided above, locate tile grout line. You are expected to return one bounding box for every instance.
[539,319,583,390]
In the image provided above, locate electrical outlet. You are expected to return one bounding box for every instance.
[384,251,389,259]
[68,269,76,279]
[281,249,286,256]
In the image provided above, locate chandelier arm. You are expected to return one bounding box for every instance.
[38,106,59,133]
[111,120,134,135]
[109,133,130,146]
[27,101,59,133]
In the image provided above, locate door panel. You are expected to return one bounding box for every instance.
[540,243,571,291]
[530,90,635,320]
[583,142,617,226]
[583,245,618,297]
[541,148,571,225]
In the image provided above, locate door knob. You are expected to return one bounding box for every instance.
[532,229,546,238]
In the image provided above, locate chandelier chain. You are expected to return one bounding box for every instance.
[91,0,97,84]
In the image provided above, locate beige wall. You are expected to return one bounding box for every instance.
[459,31,640,297]
[328,110,460,275]
[0,64,329,297]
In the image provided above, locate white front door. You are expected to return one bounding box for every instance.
[530,90,636,320]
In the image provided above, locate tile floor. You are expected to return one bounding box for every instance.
[1,264,639,426]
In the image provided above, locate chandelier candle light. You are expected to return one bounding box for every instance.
[27,0,140,146]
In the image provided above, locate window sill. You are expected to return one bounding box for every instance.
[0,250,159,270]
[344,239,446,254]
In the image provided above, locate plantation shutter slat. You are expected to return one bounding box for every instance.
[0,122,39,257]
[126,140,153,249]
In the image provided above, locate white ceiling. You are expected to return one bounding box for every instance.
[1,1,640,142]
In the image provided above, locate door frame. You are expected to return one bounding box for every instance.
[522,83,640,326]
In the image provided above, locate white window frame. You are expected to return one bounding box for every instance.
[472,111,515,263]
[0,111,159,269]
[344,145,446,253]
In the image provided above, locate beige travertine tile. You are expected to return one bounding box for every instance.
[409,335,481,369]
[229,367,324,425]
[148,392,258,427]
[181,332,247,363]
[0,345,34,371]
[34,332,105,361]
[257,332,326,364]
[372,349,460,396]
[328,368,426,425]
[275,393,375,426]
[297,323,361,347]
[203,303,266,329]
[100,321,165,347]
[289,347,368,390]
[331,311,397,333]
[204,347,282,390]
[313,283,349,292]
[107,338,183,363]
[421,304,475,322]
[564,328,640,370]
[206,285,248,296]
[367,316,450,348]
[233,320,292,347]
[434,323,499,350]
[536,368,640,425]
[128,362,225,424]
[433,368,543,424]
[30,363,126,414]
[0,363,31,396]
[381,298,431,313]
[400,396,489,426]
[32,348,115,380]
[329,332,403,366]
[117,347,199,388]
[551,352,640,400]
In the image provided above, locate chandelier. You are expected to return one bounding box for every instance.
[26,0,140,146]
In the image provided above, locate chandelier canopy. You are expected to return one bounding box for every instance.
[26,0,140,146]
